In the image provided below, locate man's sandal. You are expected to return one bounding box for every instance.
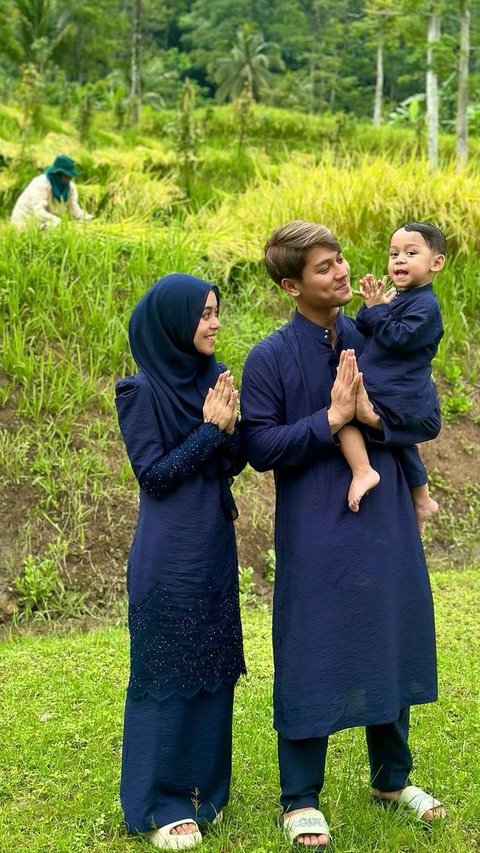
[143,819,202,849]
[283,809,330,849]
[398,786,445,822]
[373,785,445,823]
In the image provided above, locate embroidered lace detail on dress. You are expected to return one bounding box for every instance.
[128,582,246,700]
[139,422,223,496]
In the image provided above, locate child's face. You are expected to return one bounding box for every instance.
[388,228,445,289]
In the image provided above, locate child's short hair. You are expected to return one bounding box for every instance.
[265,220,341,284]
[397,221,446,256]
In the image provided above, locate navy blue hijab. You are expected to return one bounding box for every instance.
[128,273,220,451]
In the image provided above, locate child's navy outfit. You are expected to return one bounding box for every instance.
[356,283,443,445]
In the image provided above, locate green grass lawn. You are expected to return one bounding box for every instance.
[0,569,479,853]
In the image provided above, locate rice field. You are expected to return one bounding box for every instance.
[0,103,479,616]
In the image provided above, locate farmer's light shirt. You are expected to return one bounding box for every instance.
[11,174,92,228]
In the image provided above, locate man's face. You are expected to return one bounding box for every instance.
[388,228,444,289]
[283,245,352,312]
[60,172,72,184]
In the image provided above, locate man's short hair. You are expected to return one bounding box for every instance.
[398,221,446,256]
[265,220,342,284]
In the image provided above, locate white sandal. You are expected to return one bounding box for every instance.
[144,819,202,849]
[283,808,330,848]
[398,785,445,821]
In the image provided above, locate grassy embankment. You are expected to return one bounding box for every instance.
[0,570,479,852]
[0,102,479,616]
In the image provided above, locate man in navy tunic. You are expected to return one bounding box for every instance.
[240,221,445,848]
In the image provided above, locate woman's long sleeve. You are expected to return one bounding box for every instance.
[115,377,224,497]
[139,423,224,496]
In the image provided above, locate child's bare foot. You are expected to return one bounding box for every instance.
[348,467,380,511]
[414,497,439,535]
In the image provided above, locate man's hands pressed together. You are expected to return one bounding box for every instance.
[327,349,360,434]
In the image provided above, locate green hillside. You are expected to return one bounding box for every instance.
[0,104,479,621]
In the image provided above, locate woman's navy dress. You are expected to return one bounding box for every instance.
[240,310,437,740]
[116,372,246,832]
[116,273,246,833]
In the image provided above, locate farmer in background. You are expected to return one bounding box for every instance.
[10,154,93,229]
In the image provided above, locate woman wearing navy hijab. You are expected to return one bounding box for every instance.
[116,274,246,849]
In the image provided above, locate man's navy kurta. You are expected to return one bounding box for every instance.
[240,310,437,739]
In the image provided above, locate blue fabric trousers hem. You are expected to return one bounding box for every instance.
[278,707,412,813]
[121,683,234,833]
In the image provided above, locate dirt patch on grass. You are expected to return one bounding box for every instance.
[1,406,479,624]
[235,469,275,597]
[420,417,480,488]
[0,484,42,619]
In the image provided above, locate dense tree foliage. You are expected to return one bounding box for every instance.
[0,0,479,128]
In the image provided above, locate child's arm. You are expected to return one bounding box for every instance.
[354,275,397,337]
[354,279,442,352]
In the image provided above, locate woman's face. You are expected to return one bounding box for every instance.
[193,291,220,355]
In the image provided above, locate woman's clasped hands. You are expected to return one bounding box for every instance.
[203,370,238,434]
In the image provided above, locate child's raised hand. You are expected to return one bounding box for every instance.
[353,274,396,307]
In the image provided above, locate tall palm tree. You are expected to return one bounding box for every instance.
[210,29,284,103]
[12,0,72,68]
